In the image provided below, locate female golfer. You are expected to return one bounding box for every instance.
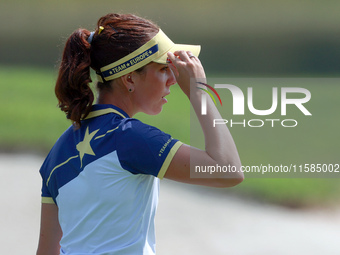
[37,13,243,255]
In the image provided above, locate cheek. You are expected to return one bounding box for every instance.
[145,81,164,97]
[136,91,157,109]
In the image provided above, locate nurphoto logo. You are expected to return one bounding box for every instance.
[196,82,223,112]
[197,83,312,128]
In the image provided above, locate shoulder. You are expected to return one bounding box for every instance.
[117,118,178,152]
[118,118,166,138]
[116,118,182,177]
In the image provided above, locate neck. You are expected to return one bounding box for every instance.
[96,85,136,118]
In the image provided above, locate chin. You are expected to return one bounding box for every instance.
[145,107,163,116]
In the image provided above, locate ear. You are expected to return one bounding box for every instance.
[120,73,135,92]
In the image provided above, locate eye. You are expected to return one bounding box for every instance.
[161,65,169,71]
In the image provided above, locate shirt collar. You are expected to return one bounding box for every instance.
[84,104,130,120]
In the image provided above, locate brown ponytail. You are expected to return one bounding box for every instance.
[55,29,94,128]
[55,14,159,128]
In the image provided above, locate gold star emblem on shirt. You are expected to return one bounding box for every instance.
[76,127,99,167]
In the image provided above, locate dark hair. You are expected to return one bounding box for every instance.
[55,13,159,128]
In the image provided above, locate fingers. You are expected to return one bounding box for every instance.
[176,51,192,62]
[167,51,198,64]
[167,52,179,77]
[166,51,200,76]
[166,51,176,65]
[167,50,204,78]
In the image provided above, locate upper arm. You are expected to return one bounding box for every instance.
[36,203,62,255]
[164,144,244,187]
[117,119,182,178]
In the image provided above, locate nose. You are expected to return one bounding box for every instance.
[166,68,177,87]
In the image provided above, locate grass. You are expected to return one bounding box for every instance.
[1,65,339,207]
[0,66,70,152]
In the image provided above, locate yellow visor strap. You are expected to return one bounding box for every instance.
[96,29,200,82]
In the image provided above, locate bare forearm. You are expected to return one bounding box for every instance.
[166,51,243,186]
[37,203,62,255]
[190,85,242,169]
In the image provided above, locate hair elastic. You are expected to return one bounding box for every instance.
[87,32,95,44]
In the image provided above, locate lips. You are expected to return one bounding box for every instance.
[162,91,170,99]
[161,92,170,103]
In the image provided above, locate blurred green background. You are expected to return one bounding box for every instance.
[1,0,340,75]
[1,0,339,207]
